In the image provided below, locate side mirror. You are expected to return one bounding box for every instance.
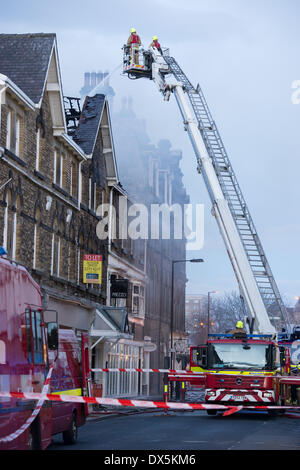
[47,322,58,351]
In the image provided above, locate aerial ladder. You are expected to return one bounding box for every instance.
[122,44,290,335]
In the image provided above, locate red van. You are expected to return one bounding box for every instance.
[0,257,89,449]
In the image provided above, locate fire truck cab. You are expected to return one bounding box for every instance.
[191,334,281,414]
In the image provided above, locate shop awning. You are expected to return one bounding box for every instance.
[90,306,132,348]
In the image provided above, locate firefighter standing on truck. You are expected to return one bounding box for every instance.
[127,28,141,64]
[150,35,162,54]
[228,321,247,338]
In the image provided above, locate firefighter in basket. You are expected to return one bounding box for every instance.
[127,28,142,65]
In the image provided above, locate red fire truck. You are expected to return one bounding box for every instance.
[0,257,90,450]
[190,333,282,415]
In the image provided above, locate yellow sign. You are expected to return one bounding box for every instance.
[83,255,102,284]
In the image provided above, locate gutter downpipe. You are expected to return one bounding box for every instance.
[106,186,114,305]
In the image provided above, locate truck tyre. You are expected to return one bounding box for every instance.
[27,427,34,450]
[207,410,217,416]
[28,421,41,450]
[63,412,78,445]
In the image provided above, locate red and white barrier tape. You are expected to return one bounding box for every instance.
[91,368,205,375]
[0,390,299,417]
[0,390,241,416]
[0,362,55,443]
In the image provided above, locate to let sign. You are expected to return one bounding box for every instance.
[83,255,102,284]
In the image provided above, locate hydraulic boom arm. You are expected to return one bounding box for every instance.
[123,45,289,335]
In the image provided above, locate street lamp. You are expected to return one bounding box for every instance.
[170,258,204,369]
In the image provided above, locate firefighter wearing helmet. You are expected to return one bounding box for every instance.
[127,28,141,64]
[150,35,162,54]
[228,321,247,338]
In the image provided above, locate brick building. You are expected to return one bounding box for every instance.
[112,97,190,393]
[0,33,107,333]
[0,34,149,398]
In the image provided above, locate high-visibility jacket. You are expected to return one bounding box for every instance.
[127,34,141,45]
[153,40,161,50]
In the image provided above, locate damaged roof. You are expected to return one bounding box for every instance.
[72,94,106,155]
[0,33,56,104]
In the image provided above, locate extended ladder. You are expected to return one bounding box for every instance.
[163,55,289,330]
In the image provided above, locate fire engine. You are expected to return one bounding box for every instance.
[190,333,283,414]
[0,256,90,449]
[122,42,300,412]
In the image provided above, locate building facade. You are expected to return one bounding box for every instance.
[112,98,190,394]
[0,34,149,398]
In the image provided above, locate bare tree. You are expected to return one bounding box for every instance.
[209,291,245,334]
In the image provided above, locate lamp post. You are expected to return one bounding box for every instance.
[170,258,204,369]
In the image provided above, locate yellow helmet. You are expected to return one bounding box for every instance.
[152,35,158,40]
[130,28,136,33]
[236,321,244,329]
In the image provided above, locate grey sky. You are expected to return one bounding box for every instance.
[1,0,299,305]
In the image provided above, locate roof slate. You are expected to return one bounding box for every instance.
[0,33,55,104]
[72,94,106,155]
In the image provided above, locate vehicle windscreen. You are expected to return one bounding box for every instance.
[209,343,273,371]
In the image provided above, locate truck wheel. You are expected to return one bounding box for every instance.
[28,420,41,450]
[207,410,217,416]
[268,410,278,418]
[63,412,78,445]
[27,427,34,450]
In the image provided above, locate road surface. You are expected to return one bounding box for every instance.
[49,410,300,451]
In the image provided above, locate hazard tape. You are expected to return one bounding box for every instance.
[0,390,241,416]
[91,368,205,375]
[0,390,299,417]
[0,362,55,443]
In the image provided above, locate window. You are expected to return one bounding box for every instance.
[25,309,45,364]
[35,128,43,171]
[68,243,76,282]
[70,160,78,199]
[93,182,97,212]
[77,233,84,285]
[51,217,61,277]
[3,190,21,261]
[88,178,92,209]
[209,343,274,371]
[54,150,65,188]
[0,340,6,364]
[33,208,41,270]
[3,189,13,258]
[6,106,23,156]
[81,170,87,206]
[132,284,145,316]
